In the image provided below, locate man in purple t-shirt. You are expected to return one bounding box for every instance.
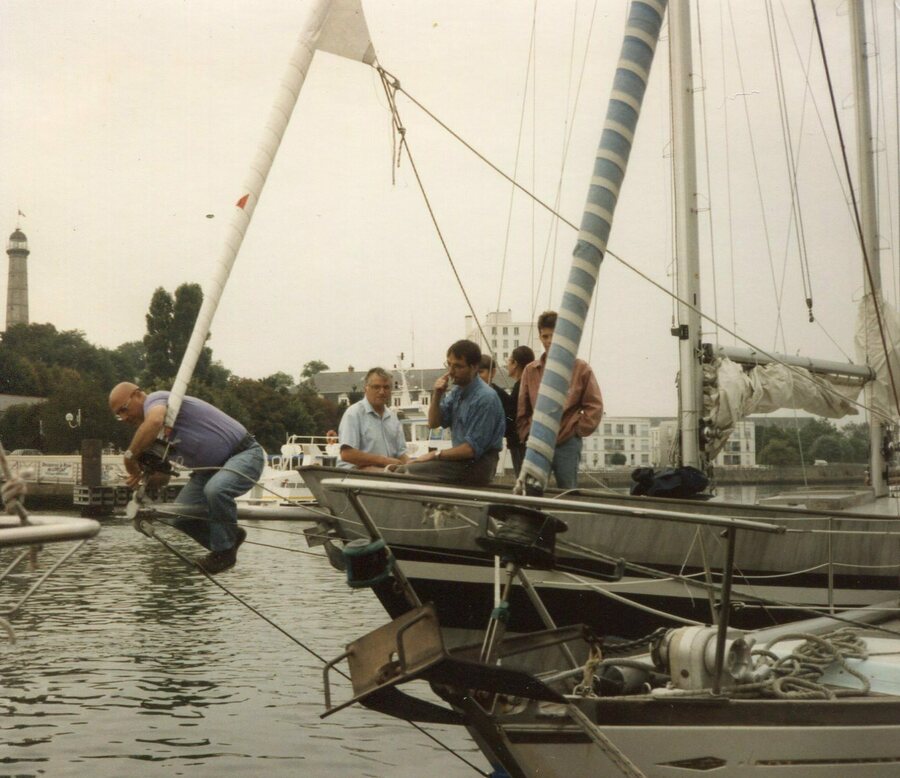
[109,382,264,574]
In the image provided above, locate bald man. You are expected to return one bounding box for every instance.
[109,382,264,574]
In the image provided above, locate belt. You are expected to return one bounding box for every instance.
[231,434,258,456]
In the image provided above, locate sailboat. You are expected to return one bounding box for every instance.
[116,0,900,772]
[296,0,900,637]
[294,2,900,774]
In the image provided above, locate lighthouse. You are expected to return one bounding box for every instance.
[6,227,30,329]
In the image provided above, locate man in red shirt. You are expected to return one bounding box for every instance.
[516,310,604,489]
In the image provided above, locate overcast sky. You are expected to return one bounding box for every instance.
[1,0,898,416]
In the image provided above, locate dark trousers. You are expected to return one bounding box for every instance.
[402,450,499,487]
[509,444,526,476]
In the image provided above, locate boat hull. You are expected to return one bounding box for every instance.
[484,697,900,777]
[301,466,900,637]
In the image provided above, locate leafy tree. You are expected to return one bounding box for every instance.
[143,288,175,381]
[758,438,800,466]
[809,434,848,463]
[212,377,316,453]
[2,323,120,390]
[301,360,329,382]
[0,349,41,395]
[0,368,131,454]
[204,360,232,390]
[796,418,838,460]
[755,423,792,454]
[113,340,146,383]
[262,372,295,391]
[610,452,627,465]
[142,283,213,385]
[0,402,43,451]
[843,422,870,463]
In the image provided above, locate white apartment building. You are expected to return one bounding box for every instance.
[651,419,757,469]
[581,417,653,469]
[464,310,541,363]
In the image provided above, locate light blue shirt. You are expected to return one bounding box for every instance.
[145,391,247,469]
[439,376,505,459]
[337,397,408,469]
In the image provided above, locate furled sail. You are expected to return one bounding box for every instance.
[856,292,900,422]
[703,357,862,459]
[704,292,900,459]
[518,0,667,492]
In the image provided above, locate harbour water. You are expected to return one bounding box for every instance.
[0,516,487,777]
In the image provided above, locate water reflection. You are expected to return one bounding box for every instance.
[0,518,483,776]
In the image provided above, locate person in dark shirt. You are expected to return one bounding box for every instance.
[479,354,513,432]
[504,345,535,475]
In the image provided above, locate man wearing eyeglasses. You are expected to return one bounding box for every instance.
[108,382,264,574]
[337,367,410,470]
[400,340,505,486]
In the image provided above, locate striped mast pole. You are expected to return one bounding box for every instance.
[518,0,668,493]
[164,0,375,431]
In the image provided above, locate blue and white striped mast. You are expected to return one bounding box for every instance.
[517,0,671,493]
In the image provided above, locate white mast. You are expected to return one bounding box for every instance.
[165,0,375,430]
[669,0,703,468]
[850,2,886,497]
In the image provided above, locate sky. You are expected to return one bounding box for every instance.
[1,0,898,417]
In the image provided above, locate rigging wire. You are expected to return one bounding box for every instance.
[765,0,816,324]
[726,0,789,355]
[374,63,892,423]
[530,0,600,336]
[718,3,739,344]
[776,0,868,361]
[810,0,900,420]
[142,519,490,777]
[375,67,497,371]
[494,0,538,319]
[694,0,722,344]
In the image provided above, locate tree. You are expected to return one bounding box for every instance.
[142,283,214,385]
[843,423,869,463]
[0,350,41,395]
[796,418,839,460]
[262,372,295,391]
[113,341,146,383]
[212,377,316,453]
[0,367,131,454]
[2,323,120,391]
[809,435,848,463]
[758,439,800,466]
[610,452,627,466]
[143,288,175,381]
[301,360,329,382]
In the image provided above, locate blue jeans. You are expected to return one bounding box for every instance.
[551,435,582,490]
[174,445,265,552]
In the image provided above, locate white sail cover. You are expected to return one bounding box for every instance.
[704,292,900,458]
[703,358,862,459]
[856,292,900,420]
